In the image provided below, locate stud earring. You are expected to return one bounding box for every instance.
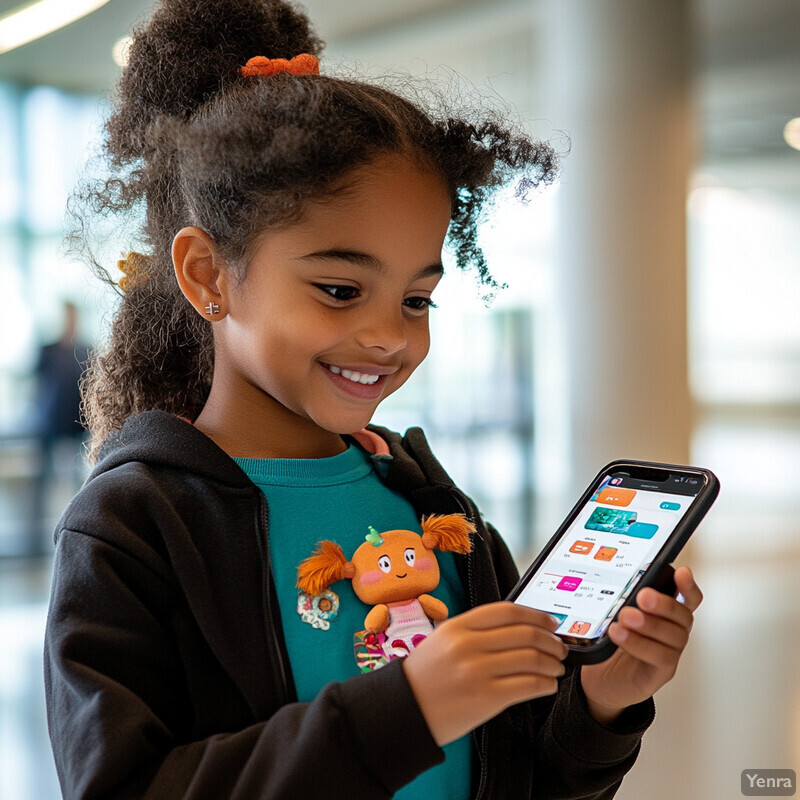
[204,302,220,316]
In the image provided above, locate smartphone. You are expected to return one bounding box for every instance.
[507,460,719,665]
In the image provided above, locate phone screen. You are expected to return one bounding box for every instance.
[513,469,708,642]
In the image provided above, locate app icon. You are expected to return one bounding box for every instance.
[628,522,659,539]
[660,501,681,511]
[557,576,582,592]
[596,487,636,507]
[568,621,591,635]
[610,477,624,486]
[569,541,594,555]
[594,546,618,561]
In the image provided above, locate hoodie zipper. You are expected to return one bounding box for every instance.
[451,488,491,800]
[256,492,291,702]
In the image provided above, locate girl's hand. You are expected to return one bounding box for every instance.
[403,602,568,747]
[580,566,703,724]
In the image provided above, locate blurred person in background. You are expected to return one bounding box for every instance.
[29,301,88,555]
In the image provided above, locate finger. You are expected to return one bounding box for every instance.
[460,602,561,633]
[475,623,569,660]
[492,672,561,705]
[607,622,682,668]
[481,647,568,680]
[673,566,704,612]
[616,607,690,652]
[635,587,695,630]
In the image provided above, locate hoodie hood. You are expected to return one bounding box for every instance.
[89,411,415,490]
[91,410,253,488]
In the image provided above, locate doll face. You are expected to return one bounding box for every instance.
[350,529,440,605]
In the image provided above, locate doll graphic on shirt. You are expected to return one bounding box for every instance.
[297,514,474,671]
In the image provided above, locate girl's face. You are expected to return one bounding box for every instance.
[209,153,451,455]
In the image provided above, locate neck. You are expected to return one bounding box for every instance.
[387,598,416,607]
[194,379,347,460]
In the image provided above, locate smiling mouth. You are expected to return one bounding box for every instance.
[324,364,380,385]
[396,573,407,579]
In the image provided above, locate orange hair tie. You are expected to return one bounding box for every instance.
[240,53,319,78]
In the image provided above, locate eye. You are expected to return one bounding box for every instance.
[314,284,360,302]
[404,548,416,567]
[378,555,391,573]
[403,296,437,312]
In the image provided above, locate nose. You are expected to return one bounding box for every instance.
[355,304,407,354]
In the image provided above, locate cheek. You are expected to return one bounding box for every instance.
[357,569,384,586]
[353,569,387,605]
[408,324,431,368]
[385,325,430,396]
[410,558,439,592]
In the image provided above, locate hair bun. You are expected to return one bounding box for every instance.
[108,0,322,162]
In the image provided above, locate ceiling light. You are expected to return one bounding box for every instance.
[784,118,800,152]
[0,0,111,55]
[112,35,132,68]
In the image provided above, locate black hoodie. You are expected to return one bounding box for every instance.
[44,411,653,799]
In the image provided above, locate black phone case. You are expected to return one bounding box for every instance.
[506,459,720,665]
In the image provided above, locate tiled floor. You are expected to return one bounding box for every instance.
[0,559,60,800]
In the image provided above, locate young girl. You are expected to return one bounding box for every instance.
[44,1,703,798]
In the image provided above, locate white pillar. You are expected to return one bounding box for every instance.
[543,0,695,490]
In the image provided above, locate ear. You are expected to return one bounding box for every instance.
[420,514,475,554]
[172,226,229,320]
[297,541,353,596]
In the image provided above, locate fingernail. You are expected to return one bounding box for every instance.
[639,590,656,610]
[628,610,645,628]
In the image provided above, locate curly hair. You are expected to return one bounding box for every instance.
[78,0,558,460]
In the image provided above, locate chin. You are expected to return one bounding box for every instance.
[312,410,377,436]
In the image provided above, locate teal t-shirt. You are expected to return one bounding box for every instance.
[234,442,472,799]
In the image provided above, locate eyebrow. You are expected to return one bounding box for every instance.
[299,249,444,279]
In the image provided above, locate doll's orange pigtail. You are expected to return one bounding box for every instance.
[297,541,355,597]
[420,514,475,554]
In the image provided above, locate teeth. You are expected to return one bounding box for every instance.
[326,365,380,385]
